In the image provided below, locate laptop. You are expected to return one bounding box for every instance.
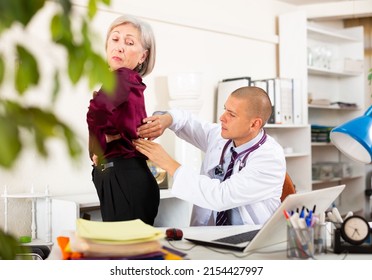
[184,184,345,253]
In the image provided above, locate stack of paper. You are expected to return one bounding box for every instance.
[57,219,179,260]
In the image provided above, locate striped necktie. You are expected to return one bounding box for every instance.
[216,147,237,226]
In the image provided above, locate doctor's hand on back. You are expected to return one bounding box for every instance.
[135,112,181,174]
[133,137,180,176]
[137,113,172,140]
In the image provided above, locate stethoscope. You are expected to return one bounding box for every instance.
[214,130,267,176]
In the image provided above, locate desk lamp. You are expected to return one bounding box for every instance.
[330,105,372,217]
[330,105,372,164]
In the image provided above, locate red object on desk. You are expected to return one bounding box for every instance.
[165,228,183,240]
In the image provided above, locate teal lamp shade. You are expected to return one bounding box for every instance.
[330,106,372,164]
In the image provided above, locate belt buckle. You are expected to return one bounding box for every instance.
[100,162,114,171]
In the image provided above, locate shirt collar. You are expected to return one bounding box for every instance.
[232,129,264,155]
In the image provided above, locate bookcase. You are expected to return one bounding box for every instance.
[279,11,365,216]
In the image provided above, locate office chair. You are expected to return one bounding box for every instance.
[280,172,296,202]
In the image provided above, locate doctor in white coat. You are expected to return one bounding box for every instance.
[134,86,286,226]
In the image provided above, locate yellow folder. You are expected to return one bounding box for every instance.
[76,218,165,244]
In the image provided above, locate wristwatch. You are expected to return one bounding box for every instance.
[152,111,168,116]
[340,215,370,245]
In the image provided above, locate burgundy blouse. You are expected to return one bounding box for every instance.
[86,67,147,161]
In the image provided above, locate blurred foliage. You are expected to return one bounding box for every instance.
[0,230,31,260]
[0,0,114,168]
[0,0,114,259]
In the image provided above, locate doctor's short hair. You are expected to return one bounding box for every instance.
[231,86,273,126]
[105,14,156,77]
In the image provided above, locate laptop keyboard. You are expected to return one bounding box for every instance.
[213,229,260,245]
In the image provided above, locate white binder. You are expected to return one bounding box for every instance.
[252,79,275,124]
[292,79,302,125]
[216,77,250,122]
[278,78,294,125]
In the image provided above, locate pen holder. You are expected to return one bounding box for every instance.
[314,223,327,254]
[287,225,314,259]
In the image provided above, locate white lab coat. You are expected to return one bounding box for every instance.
[168,109,286,226]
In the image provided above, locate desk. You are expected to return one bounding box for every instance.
[164,226,372,260]
[37,189,191,242]
[47,225,372,260]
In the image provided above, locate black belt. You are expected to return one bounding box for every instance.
[100,161,114,171]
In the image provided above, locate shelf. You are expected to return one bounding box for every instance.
[2,188,52,244]
[1,193,50,199]
[308,104,361,111]
[285,152,309,158]
[312,174,364,185]
[308,66,363,78]
[21,239,53,247]
[307,24,360,43]
[311,142,333,147]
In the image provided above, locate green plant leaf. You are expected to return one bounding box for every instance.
[88,0,98,19]
[50,13,73,45]
[50,14,64,42]
[52,70,60,103]
[0,0,46,32]
[0,116,22,168]
[0,229,31,260]
[87,53,115,91]
[2,100,82,164]
[15,45,40,94]
[68,46,86,84]
[0,55,4,85]
[57,0,72,14]
[60,124,83,158]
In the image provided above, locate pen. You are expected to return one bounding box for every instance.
[283,210,292,226]
[319,212,326,224]
[305,210,313,227]
[310,215,319,227]
[284,210,300,258]
[286,212,302,258]
[332,207,343,223]
[326,211,338,223]
[298,218,314,257]
[289,213,310,258]
[300,206,305,218]
[344,211,353,220]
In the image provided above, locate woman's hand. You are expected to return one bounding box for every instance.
[133,138,180,176]
[91,154,99,166]
[137,114,172,140]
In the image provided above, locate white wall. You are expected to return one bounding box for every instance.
[0,0,292,236]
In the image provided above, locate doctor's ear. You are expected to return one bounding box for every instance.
[251,118,263,129]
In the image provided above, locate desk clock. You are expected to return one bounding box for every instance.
[333,215,372,254]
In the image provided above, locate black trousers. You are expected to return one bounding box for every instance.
[92,157,160,225]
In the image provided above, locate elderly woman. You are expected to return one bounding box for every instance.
[86,15,159,225]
